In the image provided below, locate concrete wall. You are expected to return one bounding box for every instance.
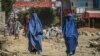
[0,0,5,34]
[93,0,100,9]
[71,0,93,9]
[86,0,93,9]
[62,0,70,9]
[0,12,5,34]
[0,0,1,11]
[70,0,93,13]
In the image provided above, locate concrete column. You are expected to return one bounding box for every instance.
[0,0,1,11]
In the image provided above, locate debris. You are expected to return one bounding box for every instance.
[90,41,99,47]
[89,37,100,52]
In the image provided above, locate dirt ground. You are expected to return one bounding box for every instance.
[78,27,100,33]
[0,28,100,56]
[0,35,100,56]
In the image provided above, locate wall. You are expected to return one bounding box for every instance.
[71,0,93,9]
[0,0,1,11]
[93,0,100,9]
[70,0,93,13]
[62,0,70,9]
[0,0,5,34]
[0,12,5,34]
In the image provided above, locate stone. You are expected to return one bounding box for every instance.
[97,47,100,51]
[82,31,91,36]
[89,41,99,47]
[91,33,97,37]
[96,32,100,36]
[78,31,83,35]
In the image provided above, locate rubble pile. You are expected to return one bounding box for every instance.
[0,36,7,50]
[0,36,8,56]
[89,37,100,51]
[78,27,100,36]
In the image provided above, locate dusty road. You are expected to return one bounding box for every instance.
[0,28,100,56]
[0,35,99,56]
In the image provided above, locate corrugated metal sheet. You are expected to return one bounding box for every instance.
[82,10,100,18]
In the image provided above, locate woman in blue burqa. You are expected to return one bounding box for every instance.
[28,13,43,54]
[62,13,78,56]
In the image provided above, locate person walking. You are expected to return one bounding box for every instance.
[24,13,30,37]
[28,13,43,54]
[14,20,22,39]
[8,15,14,36]
[62,13,79,56]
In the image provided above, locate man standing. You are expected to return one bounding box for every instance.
[24,13,30,37]
[14,20,22,39]
[62,13,78,56]
[8,14,14,36]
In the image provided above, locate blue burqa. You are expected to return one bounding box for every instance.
[28,13,43,52]
[62,13,78,54]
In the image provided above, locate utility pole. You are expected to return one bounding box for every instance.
[54,0,63,27]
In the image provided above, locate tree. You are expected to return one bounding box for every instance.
[1,0,15,17]
[28,7,60,26]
